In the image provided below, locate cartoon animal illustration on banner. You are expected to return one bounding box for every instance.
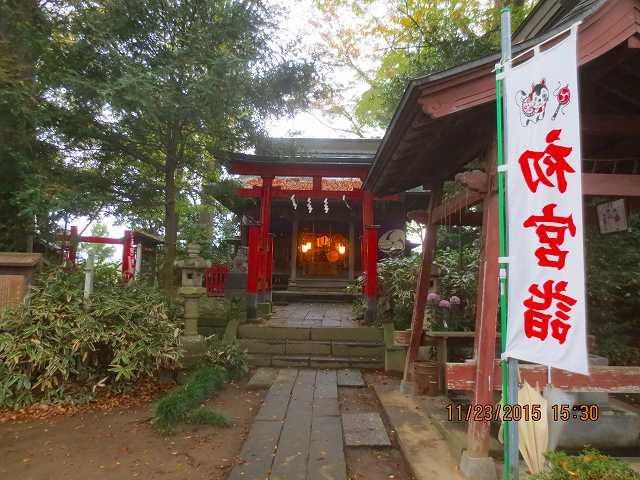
[516,79,549,127]
[552,82,571,120]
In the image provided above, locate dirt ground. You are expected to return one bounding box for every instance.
[340,372,416,480]
[0,377,265,480]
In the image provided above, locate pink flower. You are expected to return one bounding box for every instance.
[427,293,441,305]
[438,300,451,309]
[449,296,461,305]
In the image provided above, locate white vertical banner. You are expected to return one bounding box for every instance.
[503,25,589,375]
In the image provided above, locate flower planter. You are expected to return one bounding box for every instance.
[413,360,441,397]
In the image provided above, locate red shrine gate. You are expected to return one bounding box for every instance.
[61,226,162,281]
[223,139,421,320]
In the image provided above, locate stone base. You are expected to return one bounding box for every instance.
[257,302,272,317]
[365,297,377,324]
[385,346,407,374]
[459,451,497,480]
[554,402,640,450]
[180,334,207,368]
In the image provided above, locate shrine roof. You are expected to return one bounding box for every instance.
[223,138,380,178]
[364,0,628,195]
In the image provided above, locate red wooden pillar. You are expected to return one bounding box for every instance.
[260,177,273,302]
[362,192,377,322]
[121,229,135,282]
[246,224,261,320]
[466,144,500,460]
[402,185,443,387]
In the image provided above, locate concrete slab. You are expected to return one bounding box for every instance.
[342,412,391,447]
[271,404,313,480]
[247,367,278,389]
[255,370,297,421]
[313,397,340,417]
[337,369,365,387]
[315,370,338,399]
[308,415,347,480]
[372,381,463,480]
[228,420,281,480]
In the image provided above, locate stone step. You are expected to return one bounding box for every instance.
[238,325,384,342]
[247,354,384,369]
[273,290,354,303]
[239,338,385,358]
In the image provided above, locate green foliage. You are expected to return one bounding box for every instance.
[432,225,480,330]
[586,211,640,365]
[185,406,230,428]
[153,366,228,434]
[310,1,533,132]
[0,264,180,408]
[530,448,640,480]
[205,337,249,380]
[78,223,116,263]
[376,255,422,329]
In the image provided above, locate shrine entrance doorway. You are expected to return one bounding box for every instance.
[297,220,351,279]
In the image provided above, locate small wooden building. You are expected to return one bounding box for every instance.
[0,252,42,312]
[363,0,640,476]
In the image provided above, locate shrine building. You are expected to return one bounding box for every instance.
[224,138,426,320]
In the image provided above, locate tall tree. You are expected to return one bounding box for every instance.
[51,1,317,289]
[311,0,533,130]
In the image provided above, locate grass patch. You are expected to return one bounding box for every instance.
[153,366,228,433]
[185,407,230,427]
[530,448,640,480]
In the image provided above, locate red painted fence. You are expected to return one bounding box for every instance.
[204,264,229,297]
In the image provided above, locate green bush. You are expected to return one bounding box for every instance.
[204,336,248,379]
[153,366,228,433]
[185,406,230,427]
[530,448,640,480]
[0,265,181,408]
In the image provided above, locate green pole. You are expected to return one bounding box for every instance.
[498,6,515,479]
[496,62,510,480]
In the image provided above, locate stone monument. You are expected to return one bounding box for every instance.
[174,243,210,366]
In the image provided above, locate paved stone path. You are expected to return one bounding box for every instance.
[229,369,346,480]
[267,303,356,328]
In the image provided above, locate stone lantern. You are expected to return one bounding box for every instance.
[174,243,210,363]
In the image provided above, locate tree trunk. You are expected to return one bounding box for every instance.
[162,151,178,292]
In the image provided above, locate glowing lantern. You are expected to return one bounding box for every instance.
[337,244,346,255]
[301,241,312,253]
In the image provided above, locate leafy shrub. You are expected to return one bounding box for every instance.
[153,366,228,433]
[204,337,248,379]
[530,448,640,480]
[185,406,230,427]
[0,265,181,408]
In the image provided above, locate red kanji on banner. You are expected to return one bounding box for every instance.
[522,280,576,345]
[523,280,577,344]
[523,203,576,270]
[518,129,575,193]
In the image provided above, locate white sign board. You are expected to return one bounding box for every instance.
[502,26,589,375]
[597,199,628,234]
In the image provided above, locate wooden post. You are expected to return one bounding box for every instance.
[348,219,355,281]
[290,216,298,285]
[260,177,273,302]
[362,192,377,322]
[68,225,78,267]
[402,185,443,388]
[246,224,261,320]
[466,143,500,459]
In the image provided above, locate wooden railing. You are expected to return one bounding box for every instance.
[204,264,229,297]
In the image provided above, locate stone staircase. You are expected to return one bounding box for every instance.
[274,277,354,303]
[238,324,384,369]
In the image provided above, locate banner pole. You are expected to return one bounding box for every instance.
[497,6,519,480]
